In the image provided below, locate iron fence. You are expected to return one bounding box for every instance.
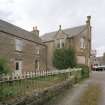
[0,68,82,102]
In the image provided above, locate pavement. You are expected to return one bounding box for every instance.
[45,71,105,105]
[92,71,105,105]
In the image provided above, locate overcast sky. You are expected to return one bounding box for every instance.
[0,0,105,56]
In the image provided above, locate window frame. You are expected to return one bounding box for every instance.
[56,38,65,48]
[80,37,85,49]
[15,39,23,51]
[35,60,40,71]
[15,61,22,71]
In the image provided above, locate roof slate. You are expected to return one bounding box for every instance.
[41,25,87,42]
[0,19,42,43]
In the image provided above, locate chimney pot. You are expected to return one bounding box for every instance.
[32,26,39,37]
[87,16,91,20]
[33,26,38,31]
[59,25,62,30]
[86,16,91,25]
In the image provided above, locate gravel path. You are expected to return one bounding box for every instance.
[46,71,105,105]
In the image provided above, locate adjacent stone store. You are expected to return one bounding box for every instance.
[0,20,47,74]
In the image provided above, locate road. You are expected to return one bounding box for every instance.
[45,71,105,105]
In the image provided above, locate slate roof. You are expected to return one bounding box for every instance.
[41,25,87,42]
[0,19,42,44]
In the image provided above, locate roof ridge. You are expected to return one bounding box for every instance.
[63,24,86,31]
[0,19,42,44]
[42,24,86,35]
[0,19,31,34]
[41,24,87,42]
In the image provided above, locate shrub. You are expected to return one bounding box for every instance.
[53,48,77,70]
[0,57,10,74]
[76,64,89,79]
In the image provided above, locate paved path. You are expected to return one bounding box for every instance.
[93,71,105,105]
[45,71,105,105]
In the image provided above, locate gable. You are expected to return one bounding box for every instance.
[54,30,67,40]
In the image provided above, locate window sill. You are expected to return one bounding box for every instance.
[15,50,23,53]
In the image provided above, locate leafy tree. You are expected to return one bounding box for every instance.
[0,57,10,74]
[53,48,77,70]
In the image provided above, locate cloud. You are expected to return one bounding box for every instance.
[96,46,105,57]
[0,0,105,56]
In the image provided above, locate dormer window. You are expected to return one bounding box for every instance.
[80,37,85,49]
[15,39,23,51]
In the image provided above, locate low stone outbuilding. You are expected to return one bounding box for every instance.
[0,20,47,74]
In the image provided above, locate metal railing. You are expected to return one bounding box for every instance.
[0,68,82,102]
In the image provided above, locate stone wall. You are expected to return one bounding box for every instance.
[0,31,47,73]
[0,78,74,105]
[43,25,91,70]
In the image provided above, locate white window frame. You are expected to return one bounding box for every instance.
[60,39,65,48]
[15,39,23,51]
[14,61,22,75]
[56,39,65,48]
[80,37,85,49]
[15,61,22,71]
[35,60,40,71]
[60,39,62,48]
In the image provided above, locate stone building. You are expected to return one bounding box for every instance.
[91,53,105,67]
[0,20,47,74]
[93,56,104,66]
[41,16,91,70]
[90,50,97,66]
[90,50,105,68]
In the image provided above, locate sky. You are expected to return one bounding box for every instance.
[0,0,105,56]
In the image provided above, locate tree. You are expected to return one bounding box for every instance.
[0,57,10,74]
[53,48,77,70]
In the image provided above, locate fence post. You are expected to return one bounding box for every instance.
[23,72,26,95]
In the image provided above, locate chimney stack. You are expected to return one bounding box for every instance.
[86,16,91,26]
[32,26,39,37]
[59,25,62,30]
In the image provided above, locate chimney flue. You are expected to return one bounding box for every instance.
[59,25,62,31]
[32,26,39,37]
[33,26,37,31]
[86,16,91,25]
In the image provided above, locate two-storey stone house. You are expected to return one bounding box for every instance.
[0,20,47,74]
[41,16,91,70]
